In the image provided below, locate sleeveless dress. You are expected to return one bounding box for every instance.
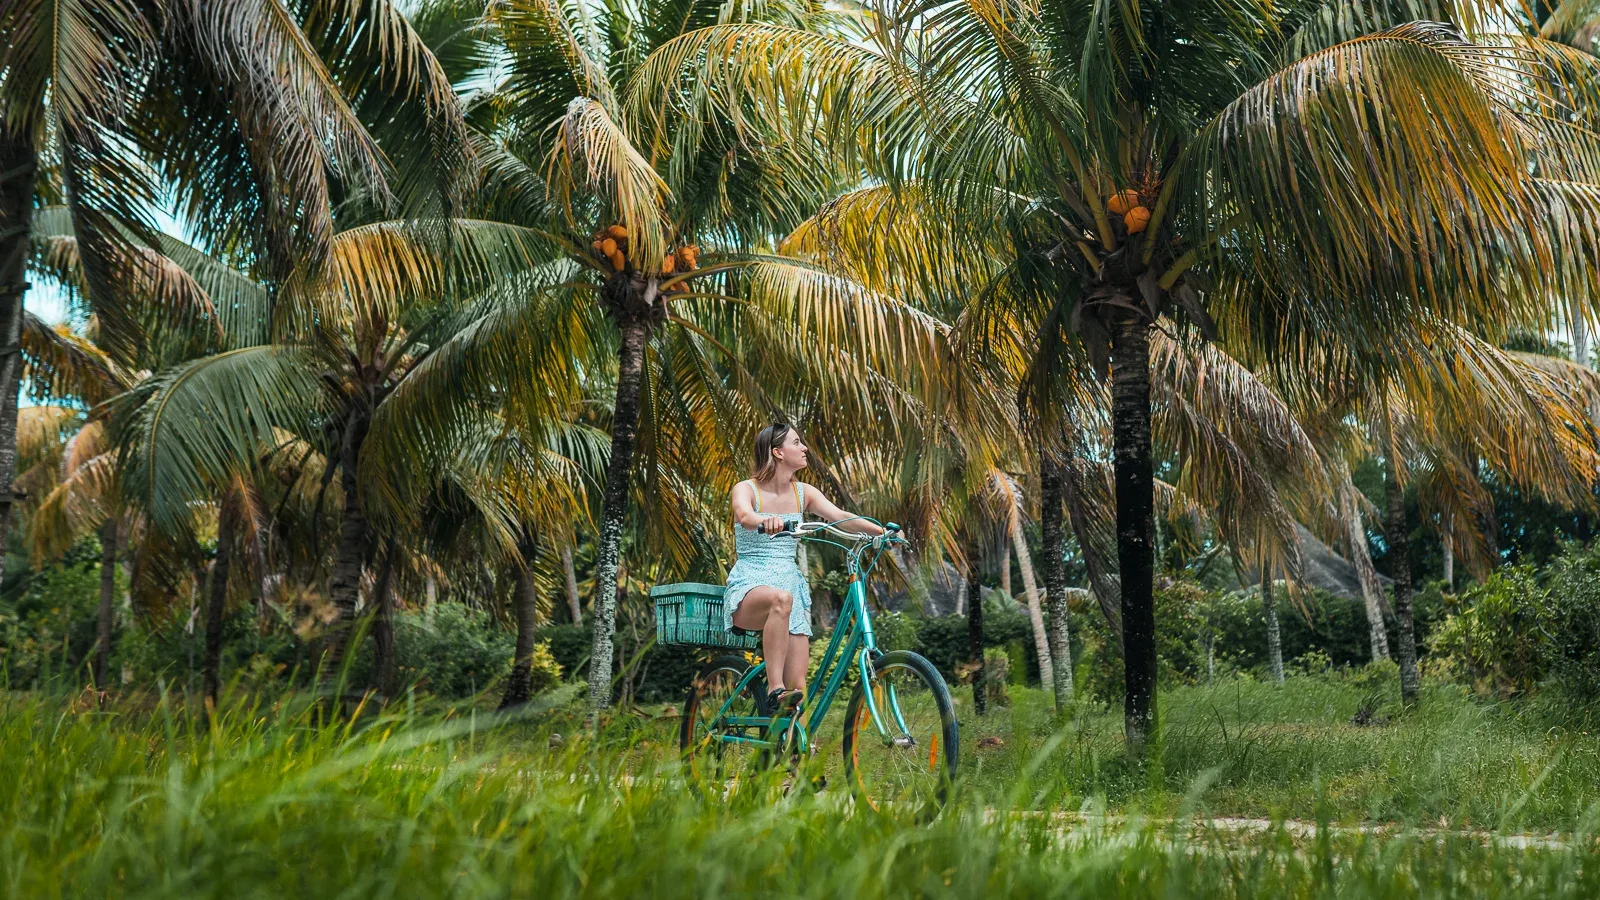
[724,480,813,637]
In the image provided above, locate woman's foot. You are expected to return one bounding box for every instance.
[765,687,801,712]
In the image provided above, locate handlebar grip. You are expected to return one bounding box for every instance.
[757,522,765,535]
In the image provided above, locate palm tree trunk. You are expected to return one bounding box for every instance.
[1261,562,1284,686]
[561,545,582,624]
[998,537,1011,598]
[1061,457,1123,639]
[1347,502,1391,661]
[1039,460,1074,709]
[1110,319,1157,757]
[587,316,648,713]
[966,533,986,717]
[502,526,541,709]
[93,518,118,688]
[0,126,37,585]
[1007,489,1053,689]
[371,538,398,697]
[1383,455,1421,704]
[323,440,371,683]
[1441,513,1454,589]
[204,500,236,705]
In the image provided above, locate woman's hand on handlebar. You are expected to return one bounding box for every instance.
[756,515,788,535]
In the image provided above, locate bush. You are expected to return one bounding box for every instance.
[521,641,565,695]
[0,540,109,688]
[1430,567,1550,698]
[118,608,297,691]
[1541,544,1600,699]
[349,605,514,699]
[1427,544,1600,701]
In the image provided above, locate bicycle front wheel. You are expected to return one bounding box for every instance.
[841,650,958,814]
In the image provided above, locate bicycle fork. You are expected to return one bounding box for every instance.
[857,648,913,746]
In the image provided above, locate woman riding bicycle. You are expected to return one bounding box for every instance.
[726,423,883,712]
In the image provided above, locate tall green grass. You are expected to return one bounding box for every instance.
[3,676,1600,897]
[953,671,1600,830]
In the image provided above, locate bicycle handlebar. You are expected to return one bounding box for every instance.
[760,517,905,546]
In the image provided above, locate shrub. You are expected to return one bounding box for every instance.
[0,540,109,688]
[1429,566,1550,698]
[350,605,514,699]
[522,642,564,695]
[1541,544,1600,699]
[118,608,297,691]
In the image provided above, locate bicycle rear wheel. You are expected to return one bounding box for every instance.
[681,656,769,781]
[841,650,958,814]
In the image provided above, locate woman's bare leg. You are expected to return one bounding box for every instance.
[731,587,794,693]
[784,635,810,696]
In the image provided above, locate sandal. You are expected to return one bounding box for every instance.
[765,687,801,712]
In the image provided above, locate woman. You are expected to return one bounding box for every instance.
[726,423,883,710]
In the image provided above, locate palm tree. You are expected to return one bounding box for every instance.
[646,2,1600,753]
[120,218,594,684]
[0,0,468,602]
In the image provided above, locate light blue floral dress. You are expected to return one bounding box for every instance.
[724,481,813,637]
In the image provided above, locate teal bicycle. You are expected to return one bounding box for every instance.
[653,518,958,812]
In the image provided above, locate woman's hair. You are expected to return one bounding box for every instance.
[751,423,793,482]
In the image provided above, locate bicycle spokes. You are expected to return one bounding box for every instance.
[844,652,957,814]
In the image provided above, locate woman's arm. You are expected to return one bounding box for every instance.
[804,487,886,536]
[731,482,787,533]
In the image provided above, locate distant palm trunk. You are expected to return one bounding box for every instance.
[1007,489,1053,690]
[587,316,649,713]
[1441,513,1454,589]
[1261,563,1284,686]
[998,537,1011,598]
[1343,478,1391,662]
[1110,319,1157,758]
[562,546,582,624]
[93,518,118,688]
[1039,460,1074,709]
[204,500,236,705]
[1383,454,1421,705]
[966,534,985,716]
[502,527,541,709]
[0,126,37,589]
[371,538,398,697]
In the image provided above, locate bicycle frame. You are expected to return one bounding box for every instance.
[702,519,905,754]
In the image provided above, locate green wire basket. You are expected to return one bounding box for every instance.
[652,583,760,651]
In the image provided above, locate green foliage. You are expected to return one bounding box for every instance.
[536,622,702,703]
[522,642,564,696]
[0,538,109,688]
[1430,567,1551,698]
[116,610,297,691]
[1429,544,1600,703]
[871,610,919,653]
[350,606,513,699]
[1539,545,1600,701]
[909,598,1041,682]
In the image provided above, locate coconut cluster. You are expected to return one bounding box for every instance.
[1106,190,1151,235]
[590,224,701,278]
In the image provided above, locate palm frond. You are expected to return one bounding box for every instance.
[115,346,326,533]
